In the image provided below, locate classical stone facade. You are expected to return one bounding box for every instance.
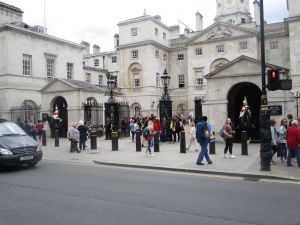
[1,0,300,138]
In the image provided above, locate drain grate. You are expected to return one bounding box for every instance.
[244,177,260,182]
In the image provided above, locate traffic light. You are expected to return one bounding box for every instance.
[267,69,280,91]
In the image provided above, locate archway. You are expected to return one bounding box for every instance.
[227,82,261,141]
[52,96,68,137]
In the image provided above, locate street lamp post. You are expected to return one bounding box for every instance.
[159,69,172,142]
[295,91,300,118]
[259,0,272,171]
[105,73,119,150]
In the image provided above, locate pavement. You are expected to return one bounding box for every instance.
[41,135,300,181]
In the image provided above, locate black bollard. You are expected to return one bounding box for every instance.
[154,132,160,152]
[42,130,47,146]
[136,131,141,152]
[209,140,216,154]
[241,131,248,155]
[90,131,97,150]
[111,131,118,151]
[180,131,186,153]
[54,130,59,147]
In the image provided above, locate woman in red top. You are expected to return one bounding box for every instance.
[153,118,161,136]
[286,120,300,167]
[223,118,236,159]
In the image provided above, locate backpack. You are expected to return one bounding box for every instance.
[142,127,149,139]
[220,126,225,138]
[198,122,209,139]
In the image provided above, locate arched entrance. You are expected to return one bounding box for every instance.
[227,82,261,141]
[52,96,68,137]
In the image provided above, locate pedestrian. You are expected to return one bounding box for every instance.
[270,119,278,164]
[146,124,155,156]
[286,120,300,167]
[67,123,80,153]
[169,119,176,143]
[153,118,161,140]
[77,120,88,151]
[278,119,287,162]
[186,122,199,151]
[36,120,44,142]
[223,118,236,158]
[195,116,213,165]
[129,119,138,142]
[28,120,37,141]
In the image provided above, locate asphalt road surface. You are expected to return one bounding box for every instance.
[0,161,299,225]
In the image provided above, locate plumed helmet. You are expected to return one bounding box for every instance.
[243,96,248,105]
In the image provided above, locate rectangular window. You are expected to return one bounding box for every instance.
[155,50,159,58]
[178,74,185,88]
[86,73,91,83]
[98,75,103,86]
[177,54,184,60]
[46,58,55,78]
[156,73,160,86]
[132,50,139,59]
[133,73,140,87]
[131,27,137,36]
[111,56,117,63]
[271,42,279,49]
[163,54,167,61]
[195,71,204,86]
[67,62,73,79]
[216,45,224,53]
[195,48,203,56]
[22,54,32,76]
[94,59,99,67]
[240,42,248,50]
[163,32,166,40]
[155,28,158,36]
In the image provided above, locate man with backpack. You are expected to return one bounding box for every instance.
[195,116,213,165]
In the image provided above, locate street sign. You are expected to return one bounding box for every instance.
[268,105,282,116]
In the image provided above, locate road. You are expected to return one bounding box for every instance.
[0,160,299,225]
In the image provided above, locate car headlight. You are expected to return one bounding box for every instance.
[0,148,13,155]
[37,144,42,152]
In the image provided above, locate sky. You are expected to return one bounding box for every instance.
[3,0,288,52]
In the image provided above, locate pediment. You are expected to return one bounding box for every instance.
[205,56,262,79]
[40,78,79,93]
[188,22,257,44]
[205,55,289,79]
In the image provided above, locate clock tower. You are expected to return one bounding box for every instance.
[215,0,252,25]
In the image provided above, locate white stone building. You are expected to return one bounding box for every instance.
[0,0,300,139]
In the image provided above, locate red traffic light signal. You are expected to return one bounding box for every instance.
[267,69,280,91]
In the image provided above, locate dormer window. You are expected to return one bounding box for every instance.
[241,18,246,24]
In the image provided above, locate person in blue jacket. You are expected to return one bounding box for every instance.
[195,116,213,165]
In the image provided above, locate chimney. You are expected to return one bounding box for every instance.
[195,12,203,31]
[93,44,100,54]
[80,41,90,55]
[253,0,260,26]
[184,28,190,36]
[114,34,119,50]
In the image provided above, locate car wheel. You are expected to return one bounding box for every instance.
[27,162,38,167]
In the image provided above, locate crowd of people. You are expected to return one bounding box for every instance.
[17,110,300,169]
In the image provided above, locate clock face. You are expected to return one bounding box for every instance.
[224,0,236,8]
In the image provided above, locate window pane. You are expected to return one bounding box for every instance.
[67,63,73,79]
[22,54,32,75]
[46,58,54,78]
[98,75,103,85]
[178,74,185,88]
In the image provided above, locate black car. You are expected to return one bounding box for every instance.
[0,119,43,168]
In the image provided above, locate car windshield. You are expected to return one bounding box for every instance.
[0,121,27,136]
